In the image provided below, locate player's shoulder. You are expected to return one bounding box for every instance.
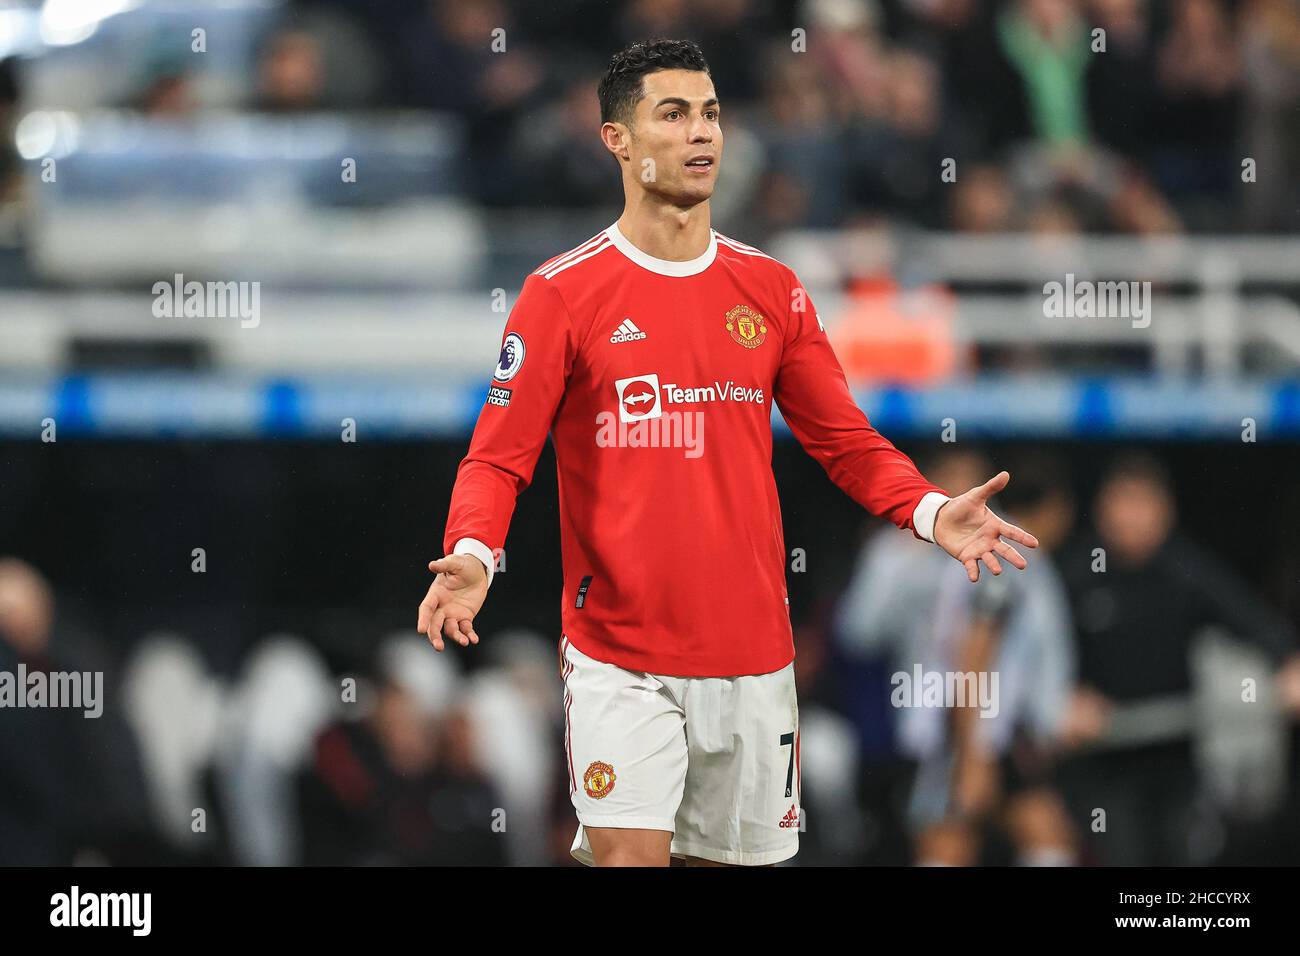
[711,229,798,282]
[527,228,619,285]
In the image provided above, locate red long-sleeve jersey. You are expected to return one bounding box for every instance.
[443,222,950,677]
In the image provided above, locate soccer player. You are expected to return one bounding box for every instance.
[417,38,1038,867]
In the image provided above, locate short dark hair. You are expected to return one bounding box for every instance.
[597,38,711,127]
[1100,450,1173,497]
[998,451,1073,513]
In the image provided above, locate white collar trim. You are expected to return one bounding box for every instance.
[605,221,717,277]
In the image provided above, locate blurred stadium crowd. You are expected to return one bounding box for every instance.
[1,0,1299,257]
[4,443,1300,866]
[1,0,1299,867]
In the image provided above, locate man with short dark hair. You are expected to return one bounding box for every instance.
[1058,452,1300,864]
[417,38,1038,867]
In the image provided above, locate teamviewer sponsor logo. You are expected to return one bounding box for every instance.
[609,318,647,343]
[615,373,662,422]
[601,374,702,458]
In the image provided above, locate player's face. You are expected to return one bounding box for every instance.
[626,69,722,205]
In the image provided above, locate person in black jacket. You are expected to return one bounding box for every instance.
[1056,453,1300,865]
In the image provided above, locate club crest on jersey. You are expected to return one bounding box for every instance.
[583,760,616,799]
[494,332,526,382]
[725,304,767,349]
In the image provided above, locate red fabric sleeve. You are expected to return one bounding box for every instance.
[773,272,948,538]
[442,273,576,555]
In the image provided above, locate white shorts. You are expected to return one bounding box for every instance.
[560,635,801,866]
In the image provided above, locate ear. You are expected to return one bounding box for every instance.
[600,121,630,162]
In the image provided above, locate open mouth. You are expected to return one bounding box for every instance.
[684,156,714,173]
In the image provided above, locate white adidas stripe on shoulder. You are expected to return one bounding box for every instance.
[714,232,777,261]
[533,232,605,274]
[541,237,612,278]
[535,232,613,279]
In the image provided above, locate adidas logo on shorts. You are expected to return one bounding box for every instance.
[610,318,647,343]
[779,804,800,829]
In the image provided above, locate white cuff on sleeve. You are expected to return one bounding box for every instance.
[912,492,952,545]
[452,537,495,587]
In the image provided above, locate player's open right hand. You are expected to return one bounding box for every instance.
[418,554,488,652]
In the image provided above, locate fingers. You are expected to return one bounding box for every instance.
[428,607,446,651]
[419,589,479,651]
[998,519,1039,549]
[963,558,980,583]
[443,614,469,647]
[982,550,1003,576]
[458,618,480,645]
[422,556,483,651]
[971,470,1010,503]
[994,539,1027,570]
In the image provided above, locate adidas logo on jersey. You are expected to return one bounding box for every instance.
[779,805,800,829]
[610,318,647,343]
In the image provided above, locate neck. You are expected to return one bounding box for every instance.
[616,196,712,262]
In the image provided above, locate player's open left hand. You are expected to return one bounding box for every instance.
[933,470,1039,583]
[418,554,488,652]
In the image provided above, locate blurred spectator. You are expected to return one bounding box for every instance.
[948,165,1015,232]
[295,635,505,865]
[614,0,693,47]
[254,29,329,112]
[690,0,770,105]
[997,0,1091,148]
[126,38,198,116]
[845,48,949,226]
[1057,452,1300,864]
[1150,0,1243,224]
[0,57,24,279]
[1238,0,1300,232]
[0,558,155,865]
[252,11,384,112]
[1085,0,1157,164]
[826,449,989,862]
[510,65,622,208]
[754,47,845,229]
[462,629,560,866]
[907,453,1079,866]
[400,0,546,204]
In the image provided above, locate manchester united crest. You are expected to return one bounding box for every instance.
[583,760,617,799]
[725,304,768,349]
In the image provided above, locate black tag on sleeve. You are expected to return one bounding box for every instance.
[575,575,593,609]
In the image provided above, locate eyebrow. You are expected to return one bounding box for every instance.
[653,97,720,110]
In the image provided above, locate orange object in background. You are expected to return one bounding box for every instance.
[829,276,965,386]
